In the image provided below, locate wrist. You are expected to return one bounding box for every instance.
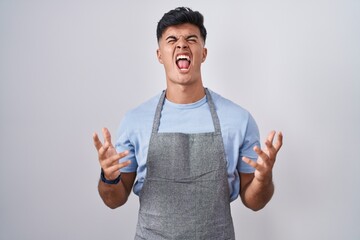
[100,169,121,185]
[255,173,273,186]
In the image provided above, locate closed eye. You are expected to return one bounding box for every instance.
[166,36,177,43]
[187,35,198,43]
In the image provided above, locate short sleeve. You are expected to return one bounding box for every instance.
[115,116,138,173]
[237,113,261,173]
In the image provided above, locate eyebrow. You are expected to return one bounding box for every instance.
[186,35,198,39]
[165,34,199,41]
[165,35,177,41]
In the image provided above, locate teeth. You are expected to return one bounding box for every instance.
[176,55,190,61]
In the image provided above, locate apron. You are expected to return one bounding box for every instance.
[135,88,235,240]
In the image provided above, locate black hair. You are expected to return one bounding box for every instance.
[156,7,207,43]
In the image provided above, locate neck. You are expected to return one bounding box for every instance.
[165,83,205,104]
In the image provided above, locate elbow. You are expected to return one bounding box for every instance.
[106,203,120,209]
[98,182,129,209]
[104,200,119,209]
[247,204,266,212]
[103,199,124,209]
[240,195,269,212]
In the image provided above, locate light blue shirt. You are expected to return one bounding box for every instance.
[115,89,260,202]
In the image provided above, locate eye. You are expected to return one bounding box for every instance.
[187,37,197,43]
[166,37,177,44]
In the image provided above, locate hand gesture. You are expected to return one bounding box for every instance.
[93,128,131,180]
[242,131,283,183]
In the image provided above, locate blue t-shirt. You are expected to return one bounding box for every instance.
[115,89,260,202]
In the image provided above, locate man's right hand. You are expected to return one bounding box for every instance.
[93,127,131,181]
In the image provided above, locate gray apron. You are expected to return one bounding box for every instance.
[135,89,235,240]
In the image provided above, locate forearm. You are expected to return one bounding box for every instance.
[239,131,282,211]
[98,180,130,209]
[240,177,274,211]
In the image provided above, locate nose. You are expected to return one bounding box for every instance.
[176,37,188,49]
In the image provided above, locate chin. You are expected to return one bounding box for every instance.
[166,67,201,86]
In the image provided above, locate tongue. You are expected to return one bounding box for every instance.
[177,60,190,69]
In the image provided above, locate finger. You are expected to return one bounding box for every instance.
[118,159,132,170]
[101,150,130,168]
[102,127,113,146]
[265,139,277,159]
[98,144,111,159]
[93,132,103,151]
[98,128,113,158]
[254,145,270,163]
[106,160,131,172]
[242,156,261,170]
[118,150,130,160]
[265,131,283,158]
[267,130,276,144]
[99,139,114,155]
[104,160,132,179]
[274,131,283,152]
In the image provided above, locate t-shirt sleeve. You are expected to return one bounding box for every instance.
[237,113,261,173]
[115,116,138,173]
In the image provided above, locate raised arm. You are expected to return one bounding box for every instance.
[93,128,136,209]
[240,131,283,211]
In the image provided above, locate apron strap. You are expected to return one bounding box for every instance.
[151,90,166,134]
[151,88,221,134]
[205,88,222,134]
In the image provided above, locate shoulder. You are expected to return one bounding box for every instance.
[208,89,251,120]
[117,92,162,133]
[125,92,162,120]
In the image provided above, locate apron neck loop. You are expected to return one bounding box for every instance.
[151,88,221,134]
[205,88,221,134]
[151,90,166,134]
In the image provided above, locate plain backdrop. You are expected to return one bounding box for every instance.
[1,0,359,239]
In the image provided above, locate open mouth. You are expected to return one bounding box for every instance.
[176,55,191,70]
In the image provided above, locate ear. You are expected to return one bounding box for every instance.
[201,48,208,63]
[157,49,163,64]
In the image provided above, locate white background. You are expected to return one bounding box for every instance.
[1,0,359,239]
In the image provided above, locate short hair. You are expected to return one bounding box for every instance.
[156,7,207,43]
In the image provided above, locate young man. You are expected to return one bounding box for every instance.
[93,7,282,240]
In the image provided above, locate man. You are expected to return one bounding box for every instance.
[93,7,282,240]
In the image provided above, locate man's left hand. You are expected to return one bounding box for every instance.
[242,131,283,184]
